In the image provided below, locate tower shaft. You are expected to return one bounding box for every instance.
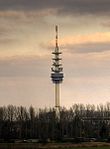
[55,83,60,108]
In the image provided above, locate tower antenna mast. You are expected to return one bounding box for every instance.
[51,25,64,117]
[56,25,58,47]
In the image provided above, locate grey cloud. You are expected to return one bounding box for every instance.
[63,42,110,54]
[0,57,49,77]
[0,38,19,45]
[0,0,110,16]
[101,22,110,28]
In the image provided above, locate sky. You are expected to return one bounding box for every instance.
[0,0,110,108]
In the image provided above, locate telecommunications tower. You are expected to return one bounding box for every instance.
[51,25,64,111]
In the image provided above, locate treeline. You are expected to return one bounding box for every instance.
[0,103,110,142]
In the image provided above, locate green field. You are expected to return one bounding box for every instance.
[0,143,110,149]
[5,147,110,149]
[62,147,110,149]
[54,148,110,149]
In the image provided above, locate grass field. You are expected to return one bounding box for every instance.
[66,146,110,149]
[55,148,110,149]
[0,143,110,149]
[56,146,110,149]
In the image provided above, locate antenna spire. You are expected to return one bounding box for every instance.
[56,25,58,47]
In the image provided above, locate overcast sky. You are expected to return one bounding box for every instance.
[0,0,110,108]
